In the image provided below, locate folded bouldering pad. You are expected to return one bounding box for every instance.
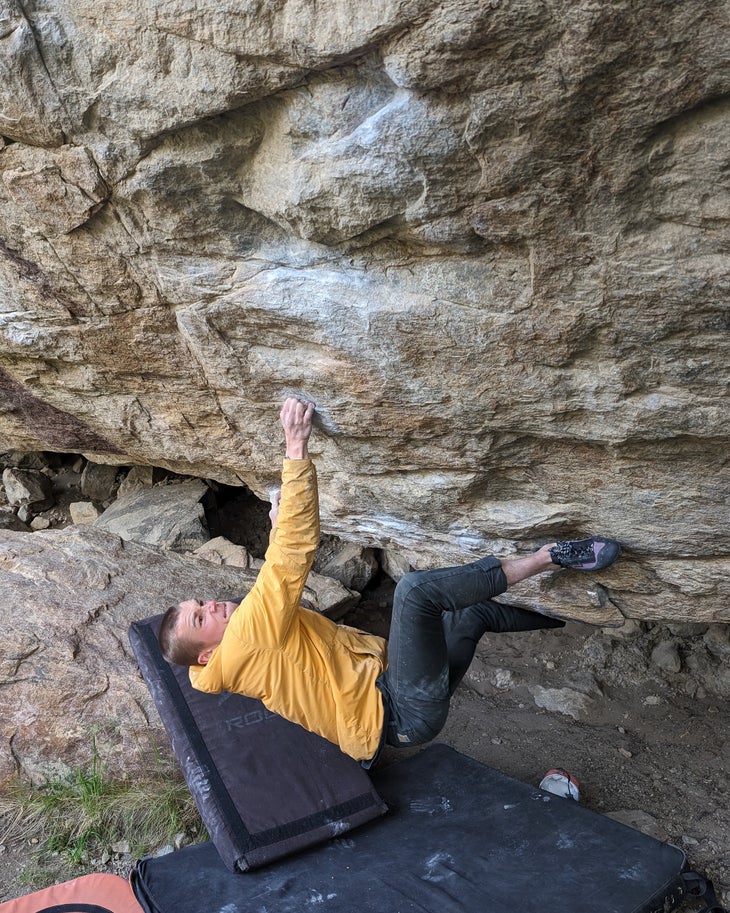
[131,743,698,913]
[128,615,387,873]
[0,873,143,913]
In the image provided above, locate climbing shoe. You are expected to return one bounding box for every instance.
[549,537,621,571]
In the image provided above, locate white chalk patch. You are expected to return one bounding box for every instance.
[619,864,644,881]
[410,796,453,815]
[422,851,457,883]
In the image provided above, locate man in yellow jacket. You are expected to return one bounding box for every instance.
[159,398,620,765]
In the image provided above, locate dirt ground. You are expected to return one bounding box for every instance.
[356,580,730,911]
[1,579,728,909]
[443,627,729,909]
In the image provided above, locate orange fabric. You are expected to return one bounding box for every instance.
[190,458,387,762]
[0,872,143,912]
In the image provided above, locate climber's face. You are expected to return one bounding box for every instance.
[176,599,238,664]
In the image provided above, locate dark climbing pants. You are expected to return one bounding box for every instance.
[377,555,565,748]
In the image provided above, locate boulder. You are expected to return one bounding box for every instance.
[0,508,30,532]
[192,535,250,569]
[302,569,361,621]
[2,468,52,509]
[2,452,51,471]
[0,525,261,786]
[81,461,120,503]
[0,0,728,626]
[117,466,156,497]
[69,501,102,524]
[380,549,413,583]
[313,538,379,591]
[29,516,50,530]
[95,479,210,552]
[704,625,730,661]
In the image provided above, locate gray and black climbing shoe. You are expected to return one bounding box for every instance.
[549,537,620,571]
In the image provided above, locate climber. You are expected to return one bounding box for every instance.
[158,397,620,766]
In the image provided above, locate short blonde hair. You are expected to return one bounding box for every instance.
[158,604,204,666]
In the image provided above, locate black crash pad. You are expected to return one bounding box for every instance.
[131,743,692,913]
[128,615,386,872]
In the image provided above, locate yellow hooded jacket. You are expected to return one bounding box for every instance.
[189,458,387,762]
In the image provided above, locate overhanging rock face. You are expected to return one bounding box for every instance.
[0,1,728,624]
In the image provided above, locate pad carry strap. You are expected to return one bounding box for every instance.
[682,871,728,913]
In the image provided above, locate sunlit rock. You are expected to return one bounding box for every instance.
[0,0,728,625]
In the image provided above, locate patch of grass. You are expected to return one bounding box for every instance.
[0,749,204,866]
[17,857,66,891]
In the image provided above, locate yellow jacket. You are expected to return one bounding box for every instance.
[189,458,387,762]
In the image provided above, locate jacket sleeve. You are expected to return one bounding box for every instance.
[231,458,320,648]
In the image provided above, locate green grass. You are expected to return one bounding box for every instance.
[0,749,204,867]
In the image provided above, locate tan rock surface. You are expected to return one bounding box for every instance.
[0,1,728,624]
[0,525,259,786]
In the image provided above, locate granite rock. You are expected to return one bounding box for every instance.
[2,467,52,508]
[69,500,101,524]
[0,508,31,531]
[94,479,210,552]
[81,461,120,502]
[0,525,260,786]
[0,0,728,625]
[313,538,379,591]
